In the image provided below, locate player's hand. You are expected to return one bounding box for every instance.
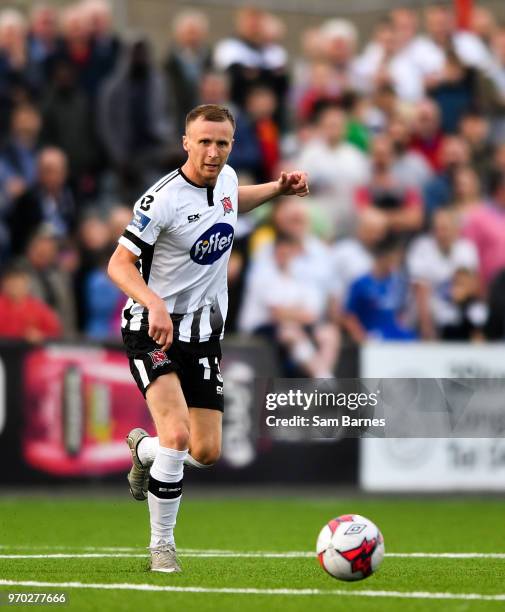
[147,298,173,351]
[277,171,309,197]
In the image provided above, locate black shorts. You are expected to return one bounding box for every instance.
[122,328,224,411]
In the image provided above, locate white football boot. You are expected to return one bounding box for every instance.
[126,428,149,501]
[150,545,182,573]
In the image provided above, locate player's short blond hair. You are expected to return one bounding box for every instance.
[185,104,235,132]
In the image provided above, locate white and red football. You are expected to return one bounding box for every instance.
[316,514,385,581]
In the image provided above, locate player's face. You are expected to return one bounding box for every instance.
[182,117,234,186]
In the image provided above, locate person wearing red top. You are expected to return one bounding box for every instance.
[356,134,423,235]
[0,265,62,342]
[410,98,444,171]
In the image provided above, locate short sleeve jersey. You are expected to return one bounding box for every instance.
[119,165,239,342]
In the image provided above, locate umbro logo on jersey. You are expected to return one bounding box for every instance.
[188,213,201,223]
[190,223,234,265]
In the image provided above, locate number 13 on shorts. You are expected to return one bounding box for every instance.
[198,357,223,382]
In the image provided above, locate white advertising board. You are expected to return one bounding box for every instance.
[360,343,505,492]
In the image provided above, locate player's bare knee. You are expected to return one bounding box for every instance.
[192,445,221,465]
[160,426,190,450]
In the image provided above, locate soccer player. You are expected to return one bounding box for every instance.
[107,104,309,573]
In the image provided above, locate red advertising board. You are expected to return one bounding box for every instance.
[22,346,154,476]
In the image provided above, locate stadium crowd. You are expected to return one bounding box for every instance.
[1,1,505,376]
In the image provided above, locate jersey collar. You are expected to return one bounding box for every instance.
[178,168,215,206]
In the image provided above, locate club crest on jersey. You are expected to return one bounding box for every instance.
[130,211,151,233]
[190,223,234,265]
[221,196,234,215]
[148,349,170,368]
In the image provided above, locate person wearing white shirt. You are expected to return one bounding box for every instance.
[239,234,339,378]
[407,207,479,339]
[293,104,369,238]
[330,208,388,309]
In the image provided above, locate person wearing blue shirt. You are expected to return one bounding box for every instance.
[343,234,417,342]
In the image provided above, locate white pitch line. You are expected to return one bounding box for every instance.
[388,553,505,560]
[0,554,147,559]
[0,579,504,602]
[1,551,505,560]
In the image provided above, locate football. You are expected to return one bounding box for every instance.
[316,514,385,581]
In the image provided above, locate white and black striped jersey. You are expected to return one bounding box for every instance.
[119,165,238,343]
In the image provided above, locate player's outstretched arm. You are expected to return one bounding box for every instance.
[238,171,309,213]
[108,245,173,350]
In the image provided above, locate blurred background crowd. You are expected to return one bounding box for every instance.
[1,0,505,377]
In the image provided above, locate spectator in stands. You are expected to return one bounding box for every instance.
[390,7,445,90]
[164,10,212,133]
[83,249,124,338]
[40,57,102,201]
[7,147,75,255]
[0,103,41,208]
[354,18,394,97]
[18,225,76,336]
[424,135,470,217]
[342,91,372,153]
[427,51,477,134]
[410,98,444,171]
[369,83,401,133]
[0,9,35,137]
[295,61,342,124]
[26,4,60,92]
[107,204,130,242]
[229,86,279,182]
[489,143,505,188]
[214,7,288,127]
[462,172,505,289]
[451,165,483,221]
[319,18,360,93]
[407,208,479,339]
[424,4,492,72]
[329,208,388,313]
[82,0,122,97]
[199,70,233,108]
[73,213,113,331]
[488,29,505,104]
[56,4,95,97]
[0,104,41,260]
[440,267,487,341]
[471,6,497,48]
[293,103,369,237]
[387,115,433,189]
[240,234,338,378]
[97,37,174,200]
[355,133,423,236]
[249,197,331,295]
[291,26,327,106]
[0,263,61,341]
[355,15,427,102]
[343,234,416,342]
[459,112,493,180]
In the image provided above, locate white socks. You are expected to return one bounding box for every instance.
[148,446,187,549]
[184,454,212,469]
[138,435,210,469]
[138,436,159,466]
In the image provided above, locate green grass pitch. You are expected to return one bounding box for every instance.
[0,494,504,611]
